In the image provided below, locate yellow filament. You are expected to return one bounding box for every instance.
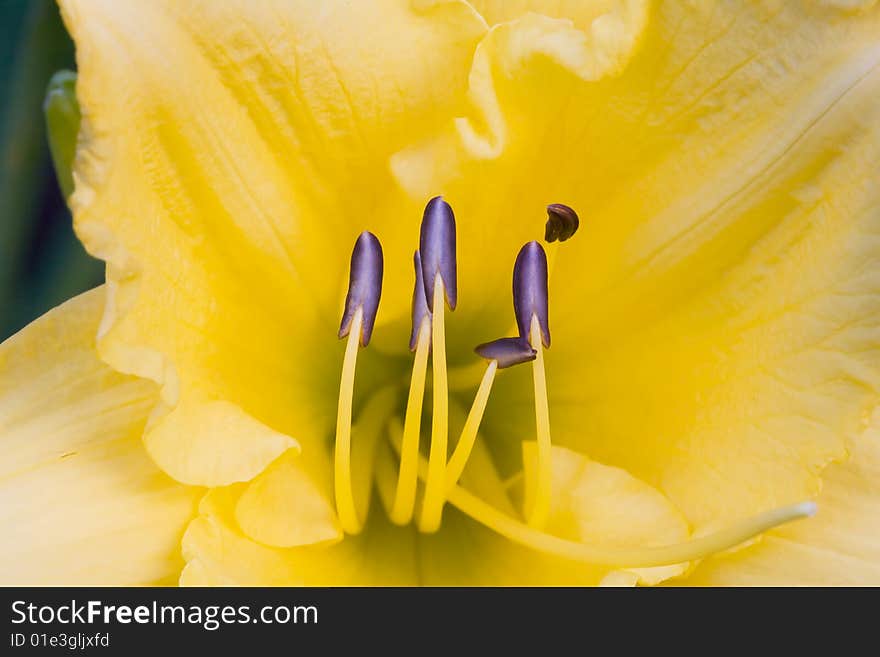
[419,276,449,533]
[351,385,399,527]
[527,315,552,528]
[387,424,816,568]
[334,307,363,535]
[389,317,431,525]
[445,360,498,488]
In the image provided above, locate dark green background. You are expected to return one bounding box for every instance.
[0,0,102,341]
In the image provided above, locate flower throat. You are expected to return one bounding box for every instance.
[332,197,816,568]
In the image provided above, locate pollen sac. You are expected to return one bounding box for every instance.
[475,337,537,369]
[513,241,550,348]
[338,231,384,347]
[545,203,579,243]
[419,196,457,310]
[409,250,432,351]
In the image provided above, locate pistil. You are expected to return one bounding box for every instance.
[387,423,817,568]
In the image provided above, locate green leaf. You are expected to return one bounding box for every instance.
[44,70,79,199]
[0,0,82,339]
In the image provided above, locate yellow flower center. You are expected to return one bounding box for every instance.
[328,199,815,570]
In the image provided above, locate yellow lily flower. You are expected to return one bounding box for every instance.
[2,0,879,585]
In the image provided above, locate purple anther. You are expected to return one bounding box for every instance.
[474,337,537,369]
[544,218,560,243]
[409,250,432,351]
[513,241,550,348]
[545,203,579,243]
[338,231,383,347]
[419,196,457,310]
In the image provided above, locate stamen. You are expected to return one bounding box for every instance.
[390,252,432,525]
[387,425,817,568]
[445,360,497,488]
[350,385,399,526]
[544,203,579,243]
[419,196,457,309]
[474,337,536,369]
[390,317,430,525]
[408,250,432,351]
[338,231,384,346]
[511,241,553,528]
[335,307,364,534]
[513,241,550,348]
[335,232,383,534]
[527,315,552,529]
[419,275,449,533]
[445,338,537,494]
[417,197,457,534]
[544,204,580,297]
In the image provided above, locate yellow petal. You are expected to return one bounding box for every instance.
[400,2,880,530]
[469,0,648,33]
[550,3,880,528]
[234,450,341,548]
[0,288,200,584]
[58,0,487,484]
[520,443,689,585]
[144,399,298,487]
[183,438,690,585]
[181,485,418,586]
[683,410,880,585]
[392,3,649,351]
